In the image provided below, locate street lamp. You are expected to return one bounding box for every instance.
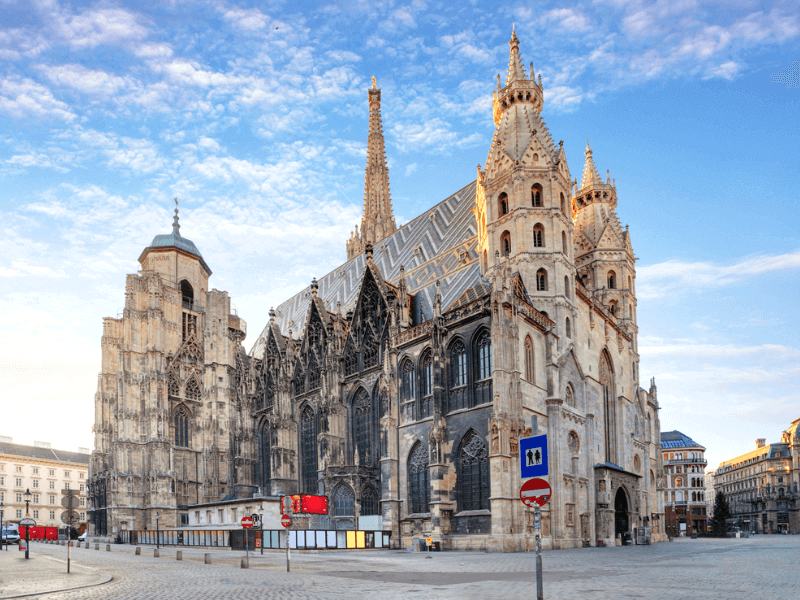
[259,505,264,555]
[23,489,32,560]
[0,501,5,551]
[155,512,160,549]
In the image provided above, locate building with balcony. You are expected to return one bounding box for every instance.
[0,437,89,529]
[661,431,708,536]
[713,419,800,534]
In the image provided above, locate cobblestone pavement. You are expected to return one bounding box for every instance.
[0,546,110,599]
[19,536,800,600]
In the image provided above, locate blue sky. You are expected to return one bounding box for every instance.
[0,0,798,470]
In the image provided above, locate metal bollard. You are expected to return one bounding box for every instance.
[135,546,141,555]
[204,553,211,564]
[106,545,111,552]
[176,551,182,561]
[241,557,249,569]
[154,549,160,558]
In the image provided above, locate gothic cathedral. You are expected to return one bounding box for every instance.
[90,30,666,550]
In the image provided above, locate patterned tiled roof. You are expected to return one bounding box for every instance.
[660,430,704,450]
[250,180,485,358]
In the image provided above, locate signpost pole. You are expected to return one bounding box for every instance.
[67,501,71,574]
[535,507,543,600]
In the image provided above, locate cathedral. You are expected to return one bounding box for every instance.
[89,30,666,550]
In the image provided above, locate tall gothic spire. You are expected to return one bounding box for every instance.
[506,24,527,85]
[346,77,397,260]
[581,140,604,189]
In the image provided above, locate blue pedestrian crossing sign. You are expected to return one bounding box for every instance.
[520,434,548,478]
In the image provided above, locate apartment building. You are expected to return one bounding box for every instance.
[661,431,708,536]
[0,437,90,529]
[713,419,799,534]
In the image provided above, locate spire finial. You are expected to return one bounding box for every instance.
[371,75,377,89]
[172,197,180,233]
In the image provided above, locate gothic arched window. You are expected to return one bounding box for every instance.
[450,340,466,388]
[476,331,492,381]
[420,351,433,419]
[562,230,567,255]
[300,406,318,494]
[565,383,575,407]
[536,268,547,291]
[457,431,489,512]
[408,442,430,514]
[533,224,544,248]
[333,484,354,517]
[401,359,415,402]
[363,329,379,369]
[600,351,616,464]
[501,231,511,256]
[180,279,194,307]
[185,377,201,401]
[352,388,372,466]
[175,406,190,448]
[498,192,508,217]
[565,317,572,339]
[608,270,616,289]
[524,335,534,383]
[531,183,543,207]
[361,485,378,516]
[265,372,275,411]
[560,192,566,214]
[258,424,271,493]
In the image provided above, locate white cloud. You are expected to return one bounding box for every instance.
[0,77,76,122]
[405,163,417,176]
[55,7,150,49]
[220,6,270,31]
[38,63,130,96]
[637,250,800,299]
[706,60,740,79]
[540,8,591,32]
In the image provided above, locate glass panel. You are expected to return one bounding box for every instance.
[327,530,336,548]
[356,531,365,548]
[337,531,347,549]
[289,530,297,549]
[271,531,279,549]
[346,531,356,549]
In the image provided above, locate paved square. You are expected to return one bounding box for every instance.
[12,536,800,600]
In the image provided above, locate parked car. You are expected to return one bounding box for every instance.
[78,531,87,542]
[2,527,20,545]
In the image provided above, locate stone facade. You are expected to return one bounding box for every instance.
[89,30,666,550]
[713,421,800,534]
[88,206,250,536]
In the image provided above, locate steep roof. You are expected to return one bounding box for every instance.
[0,442,90,465]
[660,430,704,450]
[250,180,484,358]
[138,205,212,275]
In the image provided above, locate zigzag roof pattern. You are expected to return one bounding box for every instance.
[250,181,485,359]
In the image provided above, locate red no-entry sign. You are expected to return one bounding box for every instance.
[520,478,552,507]
[281,514,291,528]
[241,516,254,529]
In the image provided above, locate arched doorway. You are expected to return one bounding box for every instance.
[614,487,629,538]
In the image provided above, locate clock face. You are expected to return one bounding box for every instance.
[568,432,579,453]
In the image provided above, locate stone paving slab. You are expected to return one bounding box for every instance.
[0,547,111,599]
[22,536,800,600]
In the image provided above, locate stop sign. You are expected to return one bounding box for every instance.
[241,516,254,529]
[281,514,291,528]
[520,478,552,507]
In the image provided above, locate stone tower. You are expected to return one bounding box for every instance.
[573,142,639,373]
[346,77,397,260]
[88,203,248,536]
[476,27,576,345]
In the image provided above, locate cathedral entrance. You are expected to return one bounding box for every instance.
[614,487,629,538]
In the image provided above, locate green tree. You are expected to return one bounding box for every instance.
[710,491,731,537]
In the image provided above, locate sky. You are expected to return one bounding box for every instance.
[0,0,798,472]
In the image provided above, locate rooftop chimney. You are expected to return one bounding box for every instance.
[756,438,767,449]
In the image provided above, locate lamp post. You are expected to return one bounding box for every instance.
[155,512,160,549]
[259,505,264,555]
[23,489,32,559]
[0,501,5,551]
